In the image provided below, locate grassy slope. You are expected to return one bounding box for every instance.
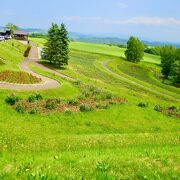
[29,37,161,64]
[0,37,179,179]
[70,41,161,64]
[0,40,27,71]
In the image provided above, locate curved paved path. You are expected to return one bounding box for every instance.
[0,43,63,90]
[102,61,179,101]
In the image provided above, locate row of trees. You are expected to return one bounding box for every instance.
[124,36,180,86]
[144,46,161,56]
[42,23,69,67]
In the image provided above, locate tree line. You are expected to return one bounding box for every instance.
[125,36,180,86]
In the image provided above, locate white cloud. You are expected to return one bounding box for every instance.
[118,16,180,25]
[59,16,102,22]
[59,16,180,26]
[117,2,128,9]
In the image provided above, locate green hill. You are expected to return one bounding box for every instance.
[0,40,27,71]
[0,37,179,179]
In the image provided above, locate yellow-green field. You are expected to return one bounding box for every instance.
[0,38,179,179]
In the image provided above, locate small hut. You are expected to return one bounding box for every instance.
[13,30,29,40]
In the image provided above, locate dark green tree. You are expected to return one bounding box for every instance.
[57,23,69,66]
[125,36,144,63]
[160,45,176,79]
[170,60,180,86]
[42,23,69,67]
[43,23,59,64]
[169,49,180,86]
[175,48,180,60]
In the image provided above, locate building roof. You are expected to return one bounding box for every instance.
[14,30,29,36]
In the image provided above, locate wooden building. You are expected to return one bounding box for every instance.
[13,30,29,40]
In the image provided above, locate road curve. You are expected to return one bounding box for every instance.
[0,43,61,90]
[102,61,179,101]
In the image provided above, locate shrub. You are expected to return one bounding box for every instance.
[168,106,178,111]
[154,105,163,112]
[35,93,43,101]
[138,102,148,108]
[64,109,72,115]
[45,100,58,109]
[68,99,78,106]
[24,46,31,57]
[27,94,43,102]
[29,108,39,115]
[81,85,102,98]
[109,101,117,105]
[106,93,113,99]
[27,95,37,103]
[96,104,109,109]
[94,95,104,101]
[78,95,85,100]
[15,104,25,114]
[79,104,93,112]
[74,80,82,86]
[5,94,19,105]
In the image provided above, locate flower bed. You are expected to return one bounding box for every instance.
[0,70,41,84]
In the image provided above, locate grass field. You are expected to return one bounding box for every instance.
[0,38,179,179]
[0,40,27,71]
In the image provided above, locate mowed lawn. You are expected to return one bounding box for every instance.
[0,37,179,179]
[70,41,161,64]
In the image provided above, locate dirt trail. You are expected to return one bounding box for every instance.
[102,61,179,101]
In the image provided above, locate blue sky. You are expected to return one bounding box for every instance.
[1,0,180,42]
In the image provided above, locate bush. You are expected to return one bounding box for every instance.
[154,105,163,112]
[79,104,93,112]
[109,101,117,105]
[74,80,82,86]
[15,104,25,114]
[68,99,78,106]
[27,94,43,102]
[5,94,19,105]
[96,104,109,109]
[29,108,39,115]
[138,102,148,108]
[106,93,113,99]
[24,46,31,57]
[27,95,37,103]
[45,100,58,109]
[64,109,72,115]
[94,95,104,101]
[81,85,102,98]
[78,95,85,100]
[35,93,43,101]
[168,106,178,111]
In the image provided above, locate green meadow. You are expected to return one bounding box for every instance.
[0,38,179,179]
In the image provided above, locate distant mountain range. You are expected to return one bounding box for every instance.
[69,32,180,48]
[1,26,180,48]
